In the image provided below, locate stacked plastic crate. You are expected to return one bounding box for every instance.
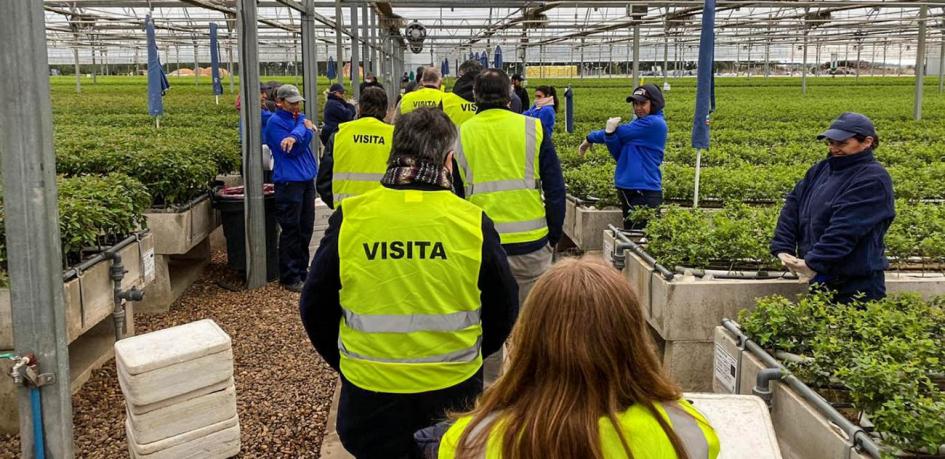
[115,319,240,459]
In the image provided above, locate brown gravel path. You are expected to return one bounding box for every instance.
[0,250,338,458]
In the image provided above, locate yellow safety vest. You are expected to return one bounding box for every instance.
[442,93,478,127]
[338,187,485,393]
[400,87,445,114]
[456,109,547,245]
[438,399,720,459]
[332,117,394,205]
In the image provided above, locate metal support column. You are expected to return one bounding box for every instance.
[194,41,199,85]
[632,25,641,89]
[369,9,377,75]
[663,28,669,85]
[227,43,235,94]
[237,0,267,289]
[73,46,81,93]
[580,38,585,79]
[302,0,319,126]
[91,37,97,84]
[350,6,360,99]
[361,7,369,77]
[334,0,345,85]
[938,28,944,94]
[0,3,75,457]
[914,5,928,121]
[764,16,771,79]
[802,31,809,95]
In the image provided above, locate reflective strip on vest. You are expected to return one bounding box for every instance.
[494,217,547,235]
[342,308,481,333]
[665,402,710,459]
[339,336,482,364]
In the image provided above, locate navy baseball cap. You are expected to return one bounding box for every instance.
[817,112,876,141]
[329,83,346,93]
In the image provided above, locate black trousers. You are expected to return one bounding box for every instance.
[274,180,315,284]
[618,188,663,230]
[337,372,483,459]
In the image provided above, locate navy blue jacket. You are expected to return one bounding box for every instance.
[770,150,895,279]
[321,94,356,142]
[586,111,667,191]
[263,109,318,182]
[523,104,556,138]
[299,183,519,372]
[453,108,566,256]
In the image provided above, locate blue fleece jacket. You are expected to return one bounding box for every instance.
[770,150,895,279]
[322,94,356,138]
[263,109,318,182]
[586,112,667,191]
[523,105,556,138]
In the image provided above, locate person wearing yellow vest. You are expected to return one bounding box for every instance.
[301,108,519,459]
[443,59,482,127]
[397,66,445,117]
[454,69,565,384]
[316,87,393,209]
[414,256,720,458]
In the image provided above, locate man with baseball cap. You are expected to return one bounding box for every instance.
[578,84,668,229]
[771,112,895,303]
[321,83,356,147]
[511,74,528,114]
[262,84,319,292]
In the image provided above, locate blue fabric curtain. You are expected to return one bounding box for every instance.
[327,56,337,80]
[480,51,488,67]
[146,15,169,117]
[691,0,717,149]
[494,46,503,70]
[209,22,223,96]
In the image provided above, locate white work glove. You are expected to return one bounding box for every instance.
[777,252,799,267]
[605,117,621,134]
[578,139,593,157]
[782,256,817,283]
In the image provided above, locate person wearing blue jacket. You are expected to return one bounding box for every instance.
[522,85,557,138]
[771,113,894,304]
[579,84,668,229]
[263,84,319,292]
[320,83,356,147]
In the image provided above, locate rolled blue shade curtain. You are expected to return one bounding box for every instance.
[210,22,223,96]
[327,56,337,80]
[146,15,170,117]
[691,0,717,149]
[494,45,503,69]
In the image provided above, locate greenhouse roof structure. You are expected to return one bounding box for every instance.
[44,1,945,66]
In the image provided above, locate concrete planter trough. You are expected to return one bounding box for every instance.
[602,228,945,392]
[713,325,879,459]
[0,232,155,433]
[563,195,623,253]
[145,194,220,256]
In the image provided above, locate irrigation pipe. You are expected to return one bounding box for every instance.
[721,319,882,459]
[62,230,150,282]
[674,266,800,280]
[608,225,674,280]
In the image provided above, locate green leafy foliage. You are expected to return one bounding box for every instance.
[739,292,945,454]
[0,174,150,287]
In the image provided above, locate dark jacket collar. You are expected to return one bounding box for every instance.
[451,74,476,101]
[827,149,875,171]
[476,104,512,114]
[327,93,346,103]
[382,183,446,192]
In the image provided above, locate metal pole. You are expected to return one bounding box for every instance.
[802,32,809,95]
[663,29,669,85]
[882,40,887,76]
[334,0,345,86]
[764,16,771,79]
[350,6,360,99]
[693,149,702,208]
[747,40,752,78]
[856,43,862,79]
[870,41,876,76]
[302,0,319,126]
[91,35,97,84]
[0,3,74,457]
[580,37,584,79]
[237,0,267,289]
[914,5,928,121]
[194,42,199,86]
[632,25,641,89]
[369,9,377,75]
[938,29,944,94]
[73,46,81,93]
[227,43,235,94]
[361,6,369,77]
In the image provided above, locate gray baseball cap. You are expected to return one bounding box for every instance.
[276,84,304,103]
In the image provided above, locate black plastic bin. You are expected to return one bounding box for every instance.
[213,184,279,282]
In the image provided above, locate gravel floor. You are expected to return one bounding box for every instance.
[0,250,338,458]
